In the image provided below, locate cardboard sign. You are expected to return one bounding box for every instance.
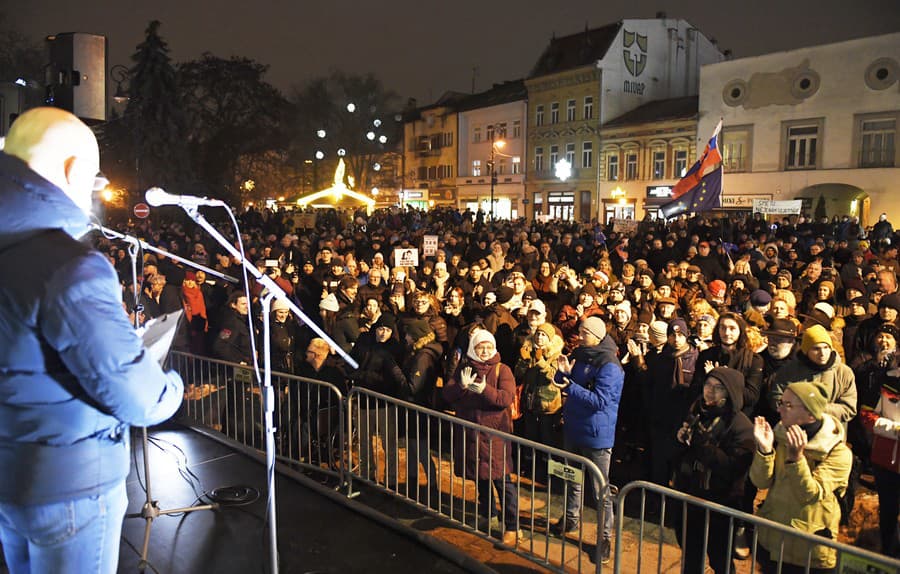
[393,248,419,268]
[422,235,439,257]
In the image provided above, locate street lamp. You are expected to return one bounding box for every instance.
[489,132,506,222]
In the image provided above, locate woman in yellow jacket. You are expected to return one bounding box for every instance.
[751,382,852,573]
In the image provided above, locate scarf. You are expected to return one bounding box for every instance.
[182,284,207,327]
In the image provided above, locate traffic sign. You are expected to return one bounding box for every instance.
[133,203,150,218]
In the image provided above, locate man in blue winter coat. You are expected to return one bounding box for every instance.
[550,315,624,564]
[0,107,184,574]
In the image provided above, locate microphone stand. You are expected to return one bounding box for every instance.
[172,204,358,574]
[93,225,220,573]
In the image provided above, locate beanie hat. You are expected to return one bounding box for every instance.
[667,318,689,337]
[613,300,632,320]
[786,382,828,420]
[879,293,900,312]
[535,322,557,340]
[581,316,607,341]
[495,285,515,304]
[403,318,434,342]
[709,280,727,298]
[649,321,668,347]
[750,289,772,307]
[876,323,900,341]
[271,298,291,312]
[373,313,397,332]
[800,324,833,354]
[467,329,497,361]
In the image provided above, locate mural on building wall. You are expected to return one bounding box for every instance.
[623,30,648,94]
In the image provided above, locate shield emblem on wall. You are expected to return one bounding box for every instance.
[623,30,648,77]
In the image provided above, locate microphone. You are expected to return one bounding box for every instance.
[145,187,226,208]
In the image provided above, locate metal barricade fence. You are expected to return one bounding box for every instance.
[168,352,347,485]
[614,480,900,574]
[347,387,614,574]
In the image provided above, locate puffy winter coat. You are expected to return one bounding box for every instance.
[0,152,183,505]
[554,335,624,449]
[443,353,516,480]
[750,414,852,569]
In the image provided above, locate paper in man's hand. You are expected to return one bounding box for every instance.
[140,310,183,366]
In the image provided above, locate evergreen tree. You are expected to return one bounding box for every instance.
[123,20,189,191]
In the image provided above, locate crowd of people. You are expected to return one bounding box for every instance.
[94,204,900,571]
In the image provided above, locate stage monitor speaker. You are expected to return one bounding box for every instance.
[45,33,107,123]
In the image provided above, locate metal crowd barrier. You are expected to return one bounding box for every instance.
[614,480,900,574]
[346,387,614,574]
[168,352,347,485]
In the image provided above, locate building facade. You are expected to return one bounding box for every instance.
[698,32,900,225]
[402,92,467,209]
[456,81,528,220]
[525,18,723,222]
[597,96,698,221]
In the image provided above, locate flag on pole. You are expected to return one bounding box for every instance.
[660,167,723,219]
[660,120,723,218]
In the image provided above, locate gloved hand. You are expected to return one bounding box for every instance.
[468,374,487,394]
[874,417,900,434]
[460,366,477,388]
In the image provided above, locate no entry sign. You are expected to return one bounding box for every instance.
[133,203,150,218]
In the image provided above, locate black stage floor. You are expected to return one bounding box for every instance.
[114,423,490,574]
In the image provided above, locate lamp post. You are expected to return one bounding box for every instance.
[489,130,505,222]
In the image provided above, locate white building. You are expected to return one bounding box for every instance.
[456,81,527,220]
[698,32,900,224]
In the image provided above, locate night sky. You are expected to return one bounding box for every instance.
[13,0,900,104]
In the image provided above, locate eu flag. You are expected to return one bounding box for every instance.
[659,167,723,219]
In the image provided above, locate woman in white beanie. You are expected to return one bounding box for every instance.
[443,328,523,546]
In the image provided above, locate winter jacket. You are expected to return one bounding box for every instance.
[750,414,852,569]
[770,353,858,424]
[0,152,183,505]
[672,367,754,503]
[443,353,516,480]
[555,335,624,449]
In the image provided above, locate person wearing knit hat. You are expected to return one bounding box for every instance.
[751,379,853,570]
[442,327,522,544]
[581,316,607,342]
[550,303,623,559]
[769,322,857,426]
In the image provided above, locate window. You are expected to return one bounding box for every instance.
[606,154,619,181]
[583,96,594,120]
[859,116,896,168]
[582,141,593,168]
[550,145,559,167]
[625,152,638,180]
[567,99,576,122]
[784,121,820,170]
[473,127,482,143]
[722,126,752,172]
[534,147,543,172]
[512,156,521,174]
[653,150,666,179]
[536,105,544,126]
[550,102,559,124]
[472,160,482,177]
[565,142,575,165]
[674,149,688,177]
[512,120,521,139]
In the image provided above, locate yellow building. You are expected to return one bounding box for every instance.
[525,18,723,222]
[598,96,698,221]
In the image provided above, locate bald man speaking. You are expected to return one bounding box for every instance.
[0,108,184,573]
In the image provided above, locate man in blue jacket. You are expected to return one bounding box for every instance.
[0,107,184,574]
[550,316,624,563]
